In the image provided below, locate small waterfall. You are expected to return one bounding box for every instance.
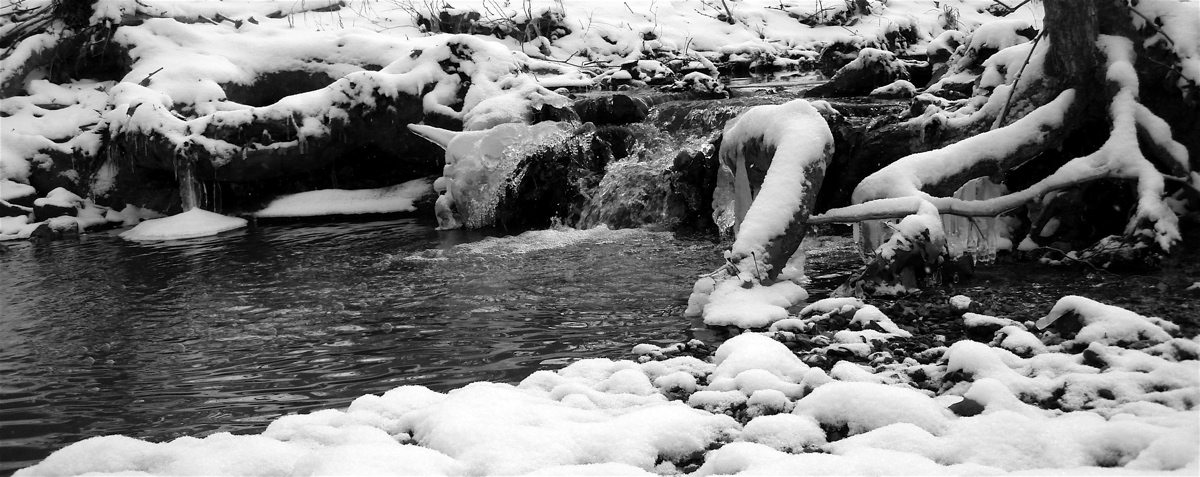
[576,121,715,229]
[178,159,199,211]
[176,158,221,212]
[576,153,678,229]
[645,102,750,134]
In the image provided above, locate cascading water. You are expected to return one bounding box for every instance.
[175,158,222,213]
[177,159,200,211]
[576,123,710,229]
[575,100,759,230]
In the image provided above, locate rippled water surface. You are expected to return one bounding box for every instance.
[0,218,728,474]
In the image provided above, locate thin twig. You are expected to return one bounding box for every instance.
[994,31,1042,129]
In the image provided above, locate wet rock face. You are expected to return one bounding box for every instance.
[572,94,656,125]
[493,124,616,229]
[668,146,721,233]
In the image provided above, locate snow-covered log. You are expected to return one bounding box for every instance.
[721,99,834,281]
[687,99,832,328]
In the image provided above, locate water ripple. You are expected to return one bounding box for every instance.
[0,218,721,474]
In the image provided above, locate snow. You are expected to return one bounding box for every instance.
[1036,295,1176,346]
[8,0,1200,474]
[723,99,833,272]
[949,294,973,311]
[119,208,248,241]
[0,215,30,235]
[1,179,37,202]
[253,179,432,218]
[1131,0,1200,92]
[741,413,825,452]
[849,305,912,337]
[869,79,916,98]
[688,98,832,327]
[794,381,954,436]
[701,279,808,329]
[32,187,84,209]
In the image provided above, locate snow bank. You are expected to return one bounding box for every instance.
[119,209,247,241]
[253,179,432,218]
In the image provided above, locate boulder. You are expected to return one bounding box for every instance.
[409,121,615,230]
[806,48,910,98]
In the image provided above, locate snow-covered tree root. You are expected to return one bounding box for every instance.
[811,34,1195,257]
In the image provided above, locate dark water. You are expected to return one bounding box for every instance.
[0,217,726,474]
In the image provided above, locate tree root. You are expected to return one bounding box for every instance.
[811,35,1194,253]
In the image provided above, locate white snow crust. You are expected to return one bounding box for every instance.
[253,179,432,218]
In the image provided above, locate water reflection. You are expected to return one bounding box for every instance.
[0,218,722,474]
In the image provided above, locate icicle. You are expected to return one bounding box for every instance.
[941,177,1006,265]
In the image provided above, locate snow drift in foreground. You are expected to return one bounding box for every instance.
[18,296,1198,476]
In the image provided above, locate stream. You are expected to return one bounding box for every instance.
[0,218,737,473]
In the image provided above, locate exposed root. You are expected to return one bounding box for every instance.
[811,35,1193,253]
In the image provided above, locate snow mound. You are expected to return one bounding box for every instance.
[793,381,953,436]
[1036,295,1176,346]
[118,209,247,241]
[701,279,808,329]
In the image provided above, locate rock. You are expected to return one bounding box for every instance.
[33,202,76,222]
[572,94,655,125]
[1,180,37,207]
[26,222,56,241]
[1,200,32,217]
[806,48,910,98]
[949,295,973,313]
[948,397,985,417]
[46,216,80,237]
[410,121,614,229]
[668,147,720,232]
